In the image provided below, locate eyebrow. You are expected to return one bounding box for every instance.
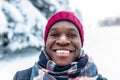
[67,28,78,32]
[49,28,58,31]
[50,27,78,32]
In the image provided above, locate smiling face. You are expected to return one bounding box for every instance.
[45,21,82,66]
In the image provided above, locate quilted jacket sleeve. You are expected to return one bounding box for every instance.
[13,67,32,80]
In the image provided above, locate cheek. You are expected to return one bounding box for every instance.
[73,42,81,61]
[45,38,55,50]
[45,39,53,59]
[73,39,82,48]
[78,37,82,47]
[45,40,50,50]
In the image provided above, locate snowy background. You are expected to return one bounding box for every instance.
[0,0,120,80]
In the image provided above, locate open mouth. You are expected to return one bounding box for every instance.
[54,49,74,57]
[53,49,73,53]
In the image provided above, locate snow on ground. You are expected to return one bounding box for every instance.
[84,26,120,80]
[0,48,40,80]
[0,26,120,80]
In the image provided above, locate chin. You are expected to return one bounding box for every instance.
[56,62,70,66]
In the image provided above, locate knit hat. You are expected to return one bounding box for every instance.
[44,11,84,47]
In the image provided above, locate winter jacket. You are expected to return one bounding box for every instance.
[13,67,107,80]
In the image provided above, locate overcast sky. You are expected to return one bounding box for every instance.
[69,0,120,26]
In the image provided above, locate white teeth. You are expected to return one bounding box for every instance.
[56,50,70,53]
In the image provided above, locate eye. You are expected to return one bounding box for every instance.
[50,33,59,37]
[68,33,77,38]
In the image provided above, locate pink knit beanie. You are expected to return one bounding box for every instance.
[44,11,84,47]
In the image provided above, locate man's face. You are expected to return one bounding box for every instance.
[45,21,82,66]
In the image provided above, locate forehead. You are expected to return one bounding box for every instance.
[50,21,78,31]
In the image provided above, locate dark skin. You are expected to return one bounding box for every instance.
[45,21,82,66]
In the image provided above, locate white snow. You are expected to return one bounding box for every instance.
[0,52,40,80]
[84,27,120,80]
[0,11,8,33]
[69,0,120,28]
[2,1,24,22]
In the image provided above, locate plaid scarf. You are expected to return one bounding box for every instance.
[30,50,98,80]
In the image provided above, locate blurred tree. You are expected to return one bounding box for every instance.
[0,0,71,59]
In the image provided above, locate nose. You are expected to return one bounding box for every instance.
[56,35,70,46]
